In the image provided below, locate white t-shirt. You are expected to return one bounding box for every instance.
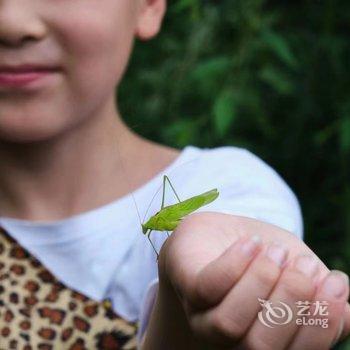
[0,145,303,348]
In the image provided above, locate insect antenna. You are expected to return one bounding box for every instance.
[114,123,143,227]
[142,184,162,223]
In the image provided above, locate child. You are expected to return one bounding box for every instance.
[0,0,348,349]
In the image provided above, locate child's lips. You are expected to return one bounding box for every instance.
[0,68,61,89]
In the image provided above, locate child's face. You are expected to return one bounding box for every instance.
[0,0,165,142]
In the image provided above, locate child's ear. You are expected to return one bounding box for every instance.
[135,0,166,40]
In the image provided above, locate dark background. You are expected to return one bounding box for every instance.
[119,1,350,347]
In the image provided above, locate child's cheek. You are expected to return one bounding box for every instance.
[56,1,137,99]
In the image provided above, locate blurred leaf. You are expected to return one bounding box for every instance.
[191,56,232,83]
[213,89,238,137]
[161,119,198,147]
[259,66,294,95]
[262,30,298,69]
[191,56,232,95]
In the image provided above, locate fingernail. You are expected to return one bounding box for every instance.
[331,317,344,347]
[323,271,349,299]
[241,234,261,256]
[294,254,319,278]
[265,243,288,267]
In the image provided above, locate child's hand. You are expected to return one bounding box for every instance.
[155,212,350,349]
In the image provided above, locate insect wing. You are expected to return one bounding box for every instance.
[160,189,219,222]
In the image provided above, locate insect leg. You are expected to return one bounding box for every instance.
[147,230,159,259]
[159,176,181,239]
[160,175,167,209]
[161,175,182,209]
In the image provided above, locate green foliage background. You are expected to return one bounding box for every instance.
[119,1,350,346]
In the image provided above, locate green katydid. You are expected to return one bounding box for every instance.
[141,175,219,259]
[114,139,219,258]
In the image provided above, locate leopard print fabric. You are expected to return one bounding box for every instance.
[0,228,139,349]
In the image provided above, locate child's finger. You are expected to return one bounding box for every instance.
[338,302,350,342]
[188,242,288,345]
[288,270,349,350]
[240,254,320,349]
[188,235,263,310]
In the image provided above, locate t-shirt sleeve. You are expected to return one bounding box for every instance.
[194,147,304,239]
[137,147,304,347]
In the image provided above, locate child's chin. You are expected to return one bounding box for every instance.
[0,123,66,144]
